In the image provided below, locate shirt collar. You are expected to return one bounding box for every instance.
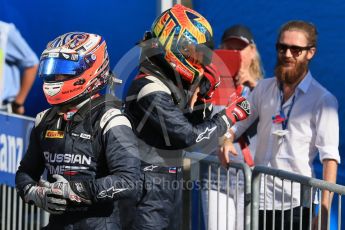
[296,70,312,94]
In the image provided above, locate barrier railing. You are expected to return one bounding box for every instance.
[0,111,49,229]
[251,165,345,230]
[1,109,345,230]
[0,184,49,230]
[184,152,252,230]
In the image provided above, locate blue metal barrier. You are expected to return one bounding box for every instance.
[0,111,34,187]
[0,111,48,229]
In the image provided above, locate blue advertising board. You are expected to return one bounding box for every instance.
[0,111,34,187]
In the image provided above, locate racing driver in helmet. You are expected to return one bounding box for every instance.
[15,32,140,230]
[124,4,251,229]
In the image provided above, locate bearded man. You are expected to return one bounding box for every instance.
[218,20,340,230]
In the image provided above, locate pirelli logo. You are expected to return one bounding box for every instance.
[45,130,64,139]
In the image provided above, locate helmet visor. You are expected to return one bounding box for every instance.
[38,56,87,81]
[196,41,214,66]
[178,37,214,67]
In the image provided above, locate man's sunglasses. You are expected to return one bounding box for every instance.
[276,43,314,57]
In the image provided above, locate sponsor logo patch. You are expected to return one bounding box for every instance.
[97,187,128,199]
[143,165,158,172]
[80,133,91,139]
[61,53,70,59]
[43,82,63,97]
[196,126,217,142]
[169,167,177,173]
[45,130,64,139]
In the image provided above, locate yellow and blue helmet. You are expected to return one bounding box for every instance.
[151,4,214,84]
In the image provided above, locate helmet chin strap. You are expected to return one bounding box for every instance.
[106,71,122,97]
[57,94,100,114]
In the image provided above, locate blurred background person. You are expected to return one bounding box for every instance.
[200,24,264,230]
[220,25,264,90]
[0,21,38,115]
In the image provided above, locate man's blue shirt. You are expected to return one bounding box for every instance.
[1,22,38,101]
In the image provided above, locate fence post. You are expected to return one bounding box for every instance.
[242,164,252,230]
[251,167,262,230]
[183,157,192,230]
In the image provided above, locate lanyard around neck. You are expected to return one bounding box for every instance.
[279,89,296,130]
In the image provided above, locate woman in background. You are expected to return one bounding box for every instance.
[200,24,264,230]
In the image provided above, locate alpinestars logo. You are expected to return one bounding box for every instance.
[143,165,158,172]
[196,126,217,142]
[97,187,128,199]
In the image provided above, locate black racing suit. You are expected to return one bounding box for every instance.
[124,66,230,229]
[16,95,140,230]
